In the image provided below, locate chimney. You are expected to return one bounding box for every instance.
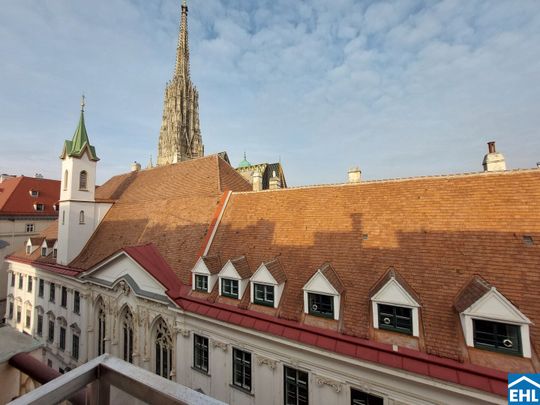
[252,171,263,192]
[482,141,506,172]
[131,161,141,172]
[269,170,281,190]
[536,162,540,169]
[348,166,361,183]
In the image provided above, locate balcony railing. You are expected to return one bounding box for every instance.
[8,354,227,405]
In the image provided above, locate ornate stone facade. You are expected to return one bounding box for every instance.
[157,1,203,165]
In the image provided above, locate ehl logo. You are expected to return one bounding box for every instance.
[508,374,540,404]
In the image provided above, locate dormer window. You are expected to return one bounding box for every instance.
[26,245,31,255]
[308,293,334,318]
[191,255,221,293]
[378,304,413,335]
[29,190,39,197]
[370,268,420,337]
[194,275,208,292]
[302,263,344,321]
[34,203,44,211]
[79,171,88,190]
[41,247,47,257]
[455,276,531,357]
[53,248,58,259]
[473,319,521,355]
[253,284,274,307]
[217,256,251,300]
[221,278,239,298]
[53,203,59,211]
[250,259,287,308]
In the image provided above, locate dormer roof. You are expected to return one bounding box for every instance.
[263,259,287,284]
[370,267,420,305]
[303,263,345,295]
[454,276,492,313]
[201,255,222,274]
[228,256,251,279]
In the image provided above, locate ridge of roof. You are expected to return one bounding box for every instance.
[231,168,540,194]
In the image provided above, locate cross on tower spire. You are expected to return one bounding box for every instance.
[81,94,86,112]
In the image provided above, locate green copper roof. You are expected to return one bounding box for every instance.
[60,110,99,161]
[238,152,251,168]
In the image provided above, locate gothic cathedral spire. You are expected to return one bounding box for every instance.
[157,0,204,166]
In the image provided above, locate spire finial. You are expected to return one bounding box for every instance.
[244,151,247,160]
[183,0,187,7]
[81,94,86,112]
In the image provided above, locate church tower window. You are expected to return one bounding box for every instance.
[79,170,87,190]
[79,210,85,224]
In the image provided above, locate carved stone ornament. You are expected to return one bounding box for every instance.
[256,356,277,369]
[175,327,191,338]
[211,340,228,351]
[114,280,130,296]
[316,376,342,393]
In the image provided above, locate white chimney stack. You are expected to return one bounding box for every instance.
[482,141,506,172]
[131,161,142,172]
[348,167,361,183]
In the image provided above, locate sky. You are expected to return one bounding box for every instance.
[1,0,539,186]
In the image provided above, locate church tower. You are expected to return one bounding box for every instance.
[157,0,204,165]
[57,97,99,265]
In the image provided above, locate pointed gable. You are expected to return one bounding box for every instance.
[456,277,530,324]
[303,263,344,296]
[220,256,251,279]
[370,267,420,307]
[251,259,287,285]
[193,255,222,275]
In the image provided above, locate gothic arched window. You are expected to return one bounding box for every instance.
[79,210,85,224]
[63,170,68,191]
[154,318,173,379]
[97,299,106,356]
[79,171,87,190]
[121,307,134,363]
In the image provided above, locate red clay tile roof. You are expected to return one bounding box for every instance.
[207,169,540,362]
[201,255,222,274]
[69,155,251,282]
[454,276,492,313]
[0,176,60,217]
[264,258,287,284]
[319,263,345,294]
[229,256,251,279]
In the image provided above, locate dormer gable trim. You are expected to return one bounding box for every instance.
[371,276,420,308]
[461,287,530,324]
[251,263,278,285]
[303,269,340,296]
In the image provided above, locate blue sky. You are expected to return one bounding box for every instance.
[1,0,539,185]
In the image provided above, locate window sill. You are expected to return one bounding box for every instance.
[229,384,254,397]
[191,366,211,377]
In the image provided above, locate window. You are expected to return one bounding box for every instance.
[79,210,85,224]
[73,291,80,314]
[10,272,15,287]
[53,248,58,258]
[351,388,383,405]
[48,320,55,343]
[308,293,334,318]
[194,275,208,292]
[378,304,413,335]
[61,286,68,308]
[221,278,239,298]
[26,245,31,254]
[8,302,13,319]
[41,247,47,256]
[154,318,173,379]
[59,327,66,351]
[18,274,23,289]
[122,308,134,363]
[253,283,274,307]
[30,190,39,197]
[25,224,35,233]
[63,170,68,191]
[62,210,65,225]
[193,335,209,373]
[79,171,87,190]
[38,279,44,298]
[232,348,251,392]
[47,359,52,368]
[473,319,522,355]
[53,203,59,211]
[34,203,44,211]
[37,314,43,336]
[97,300,106,356]
[72,334,80,360]
[49,283,56,303]
[16,306,21,323]
[25,309,31,328]
[27,276,33,293]
[284,366,308,405]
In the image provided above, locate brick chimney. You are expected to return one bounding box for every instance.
[348,166,361,183]
[482,141,506,172]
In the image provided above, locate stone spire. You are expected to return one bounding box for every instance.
[157,0,204,166]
